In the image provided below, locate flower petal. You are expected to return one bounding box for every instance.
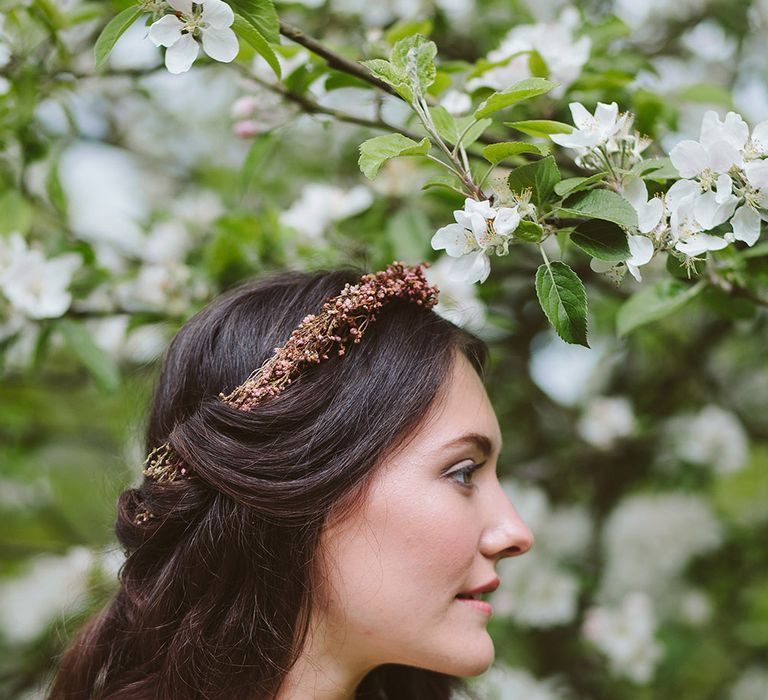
[165,33,199,73]
[167,0,194,13]
[745,160,768,191]
[693,190,738,230]
[729,204,761,246]
[431,223,475,257]
[446,251,491,284]
[201,26,239,63]
[666,179,699,212]
[202,0,235,29]
[714,174,732,204]
[148,15,183,48]
[594,101,619,129]
[493,207,520,237]
[706,139,742,173]
[750,120,768,156]
[569,102,593,130]
[626,234,654,266]
[675,233,728,256]
[669,140,708,178]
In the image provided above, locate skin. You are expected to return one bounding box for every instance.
[276,351,535,700]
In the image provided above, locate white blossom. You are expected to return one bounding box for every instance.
[279,183,374,240]
[440,90,472,117]
[577,396,636,449]
[467,8,590,98]
[551,101,627,151]
[492,553,580,627]
[729,666,768,700]
[148,0,239,74]
[0,233,81,320]
[664,404,749,474]
[582,592,664,684]
[0,547,93,643]
[472,664,570,700]
[620,177,663,281]
[599,492,723,602]
[423,256,488,333]
[431,198,521,284]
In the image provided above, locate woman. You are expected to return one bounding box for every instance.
[48,262,534,700]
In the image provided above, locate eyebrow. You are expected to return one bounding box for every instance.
[440,432,502,456]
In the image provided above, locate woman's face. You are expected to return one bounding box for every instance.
[313,351,534,682]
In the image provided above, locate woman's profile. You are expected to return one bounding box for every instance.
[47,261,534,700]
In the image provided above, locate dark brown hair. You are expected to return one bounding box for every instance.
[47,265,488,700]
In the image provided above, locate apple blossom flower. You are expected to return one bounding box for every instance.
[0,233,82,320]
[467,8,590,99]
[551,102,628,151]
[726,160,768,245]
[148,0,239,75]
[439,90,471,117]
[431,198,521,284]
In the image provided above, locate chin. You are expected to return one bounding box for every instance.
[429,636,495,677]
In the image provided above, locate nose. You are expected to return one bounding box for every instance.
[479,479,534,560]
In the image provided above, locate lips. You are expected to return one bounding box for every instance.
[456,577,501,598]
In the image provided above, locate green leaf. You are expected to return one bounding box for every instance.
[386,207,432,260]
[528,50,549,78]
[94,6,143,70]
[384,18,433,44]
[616,279,706,336]
[358,134,430,180]
[232,15,279,78]
[631,157,679,181]
[229,0,279,44]
[571,219,630,261]
[505,119,573,138]
[677,83,734,109]
[554,173,607,197]
[58,319,121,393]
[514,220,544,242]
[507,155,561,207]
[391,34,437,95]
[0,190,33,234]
[482,142,543,165]
[429,105,458,143]
[240,132,277,196]
[474,78,557,119]
[457,117,492,148]
[560,189,638,229]
[361,58,412,101]
[535,261,589,346]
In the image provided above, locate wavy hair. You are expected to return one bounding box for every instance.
[47,265,488,700]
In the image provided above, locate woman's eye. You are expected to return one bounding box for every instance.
[447,461,485,488]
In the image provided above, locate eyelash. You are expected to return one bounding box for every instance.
[446,461,486,489]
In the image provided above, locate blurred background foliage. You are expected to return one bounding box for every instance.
[1,0,768,698]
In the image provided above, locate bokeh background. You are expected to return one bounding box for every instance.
[1,0,768,698]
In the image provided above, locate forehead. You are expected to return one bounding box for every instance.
[401,352,503,458]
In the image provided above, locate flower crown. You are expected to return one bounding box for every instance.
[136,261,439,524]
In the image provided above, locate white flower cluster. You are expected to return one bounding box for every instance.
[729,666,768,700]
[430,197,524,284]
[577,395,636,449]
[0,233,81,320]
[146,0,239,74]
[662,404,749,475]
[467,8,591,99]
[551,101,652,172]
[598,491,723,602]
[279,183,374,241]
[668,110,768,252]
[470,663,571,700]
[582,592,664,684]
[490,478,592,628]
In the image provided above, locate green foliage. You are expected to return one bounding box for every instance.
[229,0,279,44]
[232,15,280,78]
[57,320,121,393]
[560,189,639,229]
[505,119,573,137]
[93,6,144,70]
[507,155,561,208]
[474,78,557,119]
[535,259,589,347]
[482,142,544,165]
[358,134,430,179]
[571,219,631,261]
[617,279,707,335]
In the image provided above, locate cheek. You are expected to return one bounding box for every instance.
[331,481,479,615]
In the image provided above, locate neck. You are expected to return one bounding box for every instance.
[273,617,375,700]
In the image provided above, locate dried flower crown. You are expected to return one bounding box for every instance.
[136,261,439,523]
